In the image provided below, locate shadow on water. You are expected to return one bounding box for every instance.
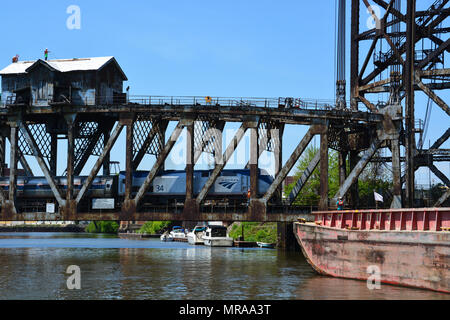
[0,233,447,300]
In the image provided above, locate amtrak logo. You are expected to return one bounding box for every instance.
[218,181,238,189]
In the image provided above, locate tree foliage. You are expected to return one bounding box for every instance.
[283,146,340,206]
[284,146,393,208]
[85,221,119,234]
[229,222,277,243]
[138,221,172,234]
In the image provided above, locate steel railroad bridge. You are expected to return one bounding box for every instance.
[0,0,449,223]
[0,97,385,222]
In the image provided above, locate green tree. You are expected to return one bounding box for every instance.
[283,146,340,206]
[138,221,172,234]
[284,146,393,208]
[85,221,119,234]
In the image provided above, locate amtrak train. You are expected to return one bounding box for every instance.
[0,169,274,209]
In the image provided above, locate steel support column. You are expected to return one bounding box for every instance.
[391,139,402,208]
[103,124,111,175]
[0,136,5,175]
[339,151,347,187]
[319,127,329,211]
[66,116,75,204]
[50,133,58,175]
[404,0,416,208]
[8,125,18,205]
[273,124,284,203]
[349,150,360,208]
[125,119,134,201]
[185,121,195,201]
[350,0,360,110]
[249,125,259,199]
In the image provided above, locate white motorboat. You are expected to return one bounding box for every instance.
[160,231,173,242]
[187,224,207,245]
[203,225,234,247]
[168,226,187,241]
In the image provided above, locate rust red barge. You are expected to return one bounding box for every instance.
[294,208,450,293]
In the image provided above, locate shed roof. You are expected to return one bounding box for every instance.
[0,56,127,80]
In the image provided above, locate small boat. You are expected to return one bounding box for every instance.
[187,224,207,245]
[160,231,173,242]
[169,226,188,242]
[257,242,276,249]
[203,225,234,247]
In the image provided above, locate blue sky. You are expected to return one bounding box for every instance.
[0,0,448,186]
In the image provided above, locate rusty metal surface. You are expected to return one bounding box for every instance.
[294,222,450,293]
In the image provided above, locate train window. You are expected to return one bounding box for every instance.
[201,172,209,177]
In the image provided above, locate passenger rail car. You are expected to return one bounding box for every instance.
[0,168,274,209]
[0,176,117,199]
[118,169,273,203]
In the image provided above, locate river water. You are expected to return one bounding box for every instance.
[0,232,448,300]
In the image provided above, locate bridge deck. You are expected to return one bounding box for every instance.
[1,96,382,125]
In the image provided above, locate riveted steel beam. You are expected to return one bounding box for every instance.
[18,121,66,208]
[196,122,248,205]
[431,128,450,150]
[286,151,320,206]
[435,188,450,207]
[132,120,188,209]
[132,120,168,170]
[429,164,450,188]
[73,120,114,175]
[334,137,383,201]
[75,122,124,204]
[415,75,450,117]
[262,125,320,203]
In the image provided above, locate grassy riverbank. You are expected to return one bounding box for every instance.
[229,222,277,243]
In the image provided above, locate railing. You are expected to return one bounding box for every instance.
[79,95,374,113]
[311,208,450,232]
[0,94,375,114]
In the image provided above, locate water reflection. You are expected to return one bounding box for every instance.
[0,233,447,300]
[295,275,450,300]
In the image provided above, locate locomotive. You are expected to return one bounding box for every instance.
[0,168,274,209]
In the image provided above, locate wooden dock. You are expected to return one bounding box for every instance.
[234,240,258,247]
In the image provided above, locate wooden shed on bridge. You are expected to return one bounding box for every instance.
[0,56,127,107]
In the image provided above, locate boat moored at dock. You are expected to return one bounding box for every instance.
[257,242,276,249]
[203,225,234,247]
[187,224,207,245]
[294,208,450,293]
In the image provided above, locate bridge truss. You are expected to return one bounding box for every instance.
[0,0,448,222]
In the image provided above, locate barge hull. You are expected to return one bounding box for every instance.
[294,222,450,293]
